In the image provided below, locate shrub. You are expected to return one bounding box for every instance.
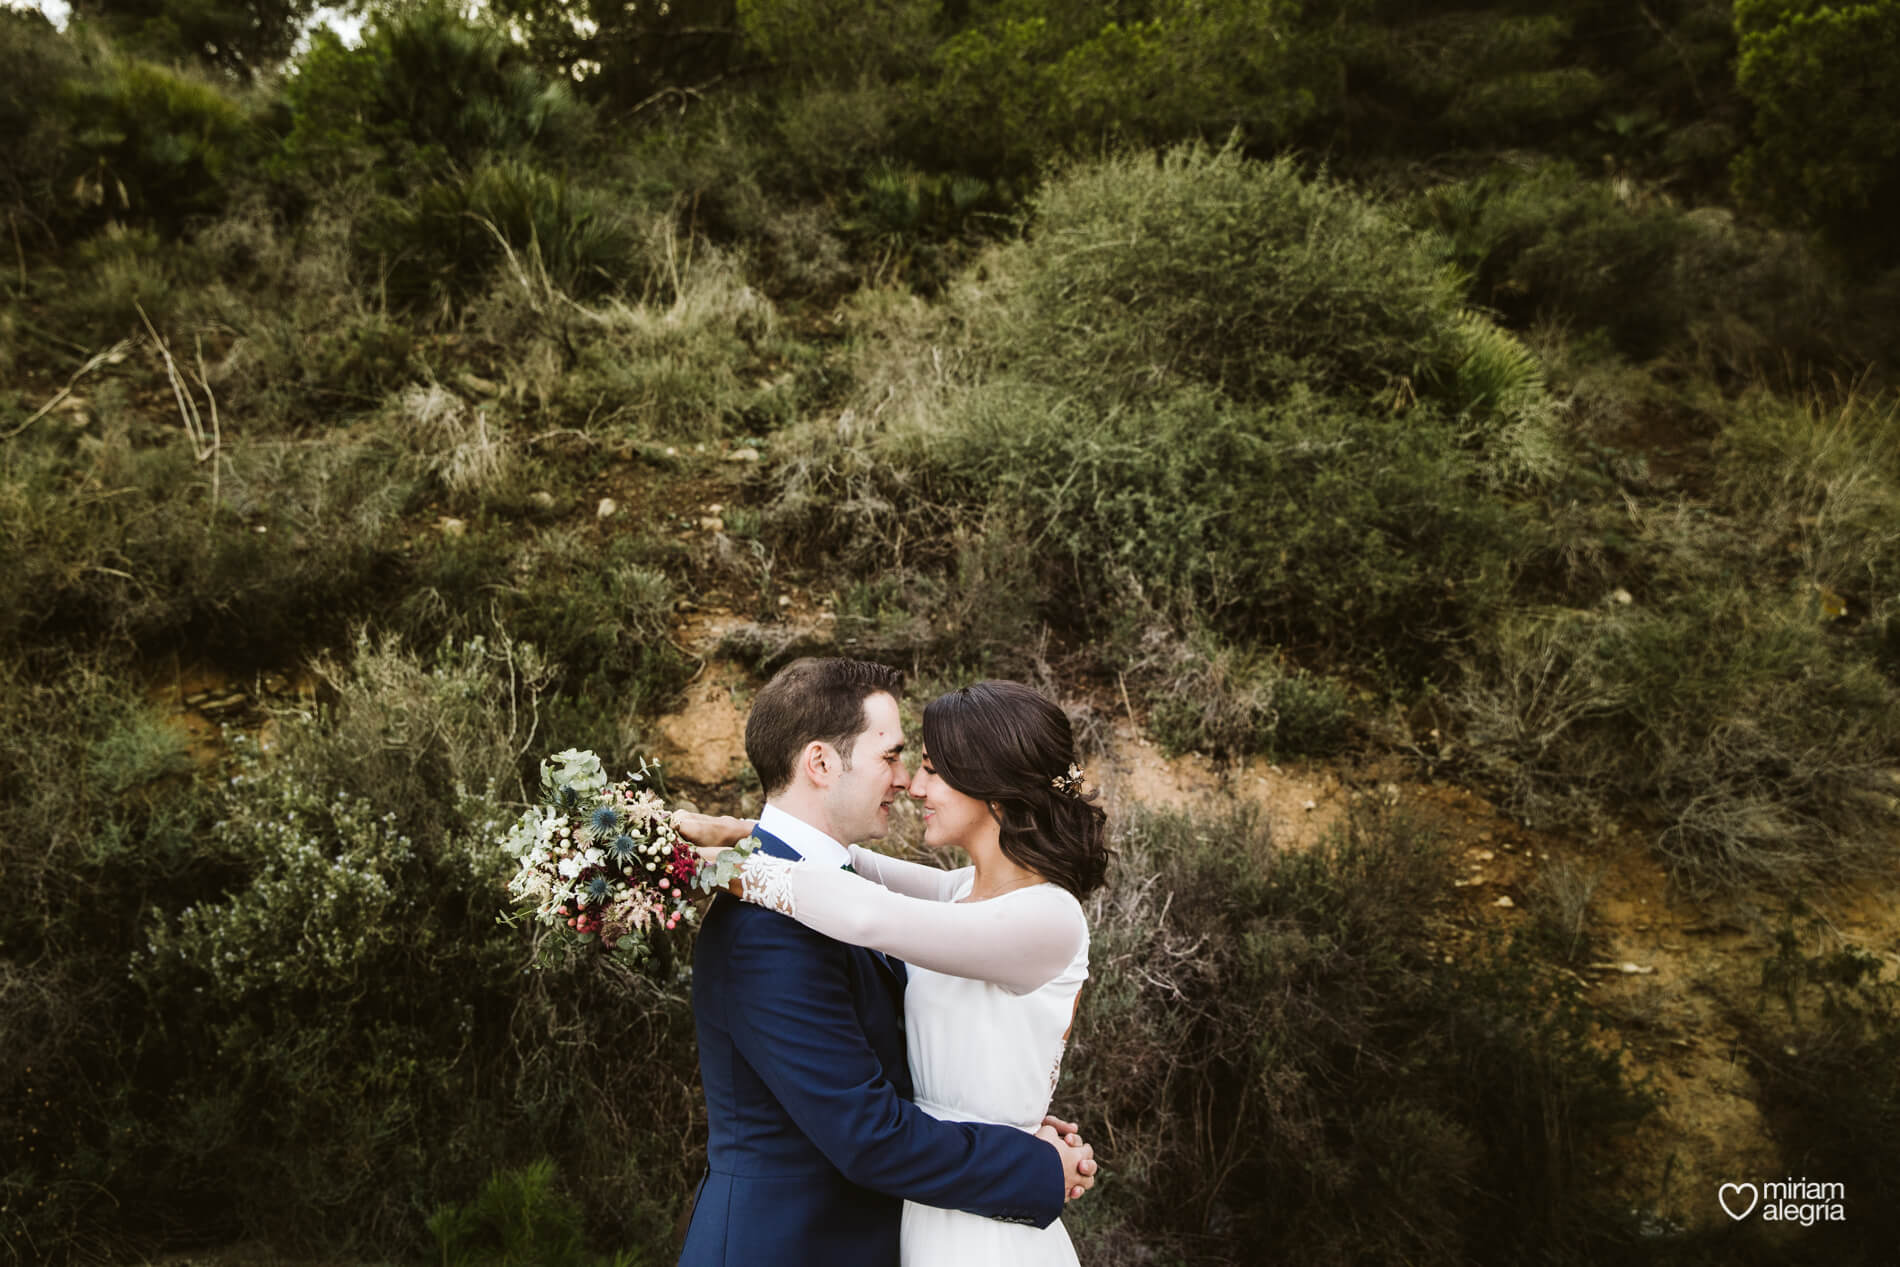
[397,526,690,732]
[1417,162,1875,373]
[58,52,257,233]
[784,375,1523,676]
[0,411,411,661]
[738,0,938,83]
[1457,594,1900,892]
[0,654,213,1263]
[360,159,644,318]
[400,380,519,500]
[993,146,1473,410]
[1740,919,1900,1262]
[1418,162,1701,356]
[914,0,1323,178]
[428,1159,642,1267]
[1716,388,1900,632]
[44,222,178,340]
[181,194,417,426]
[119,635,699,1256]
[278,5,587,184]
[1063,804,1651,1265]
[1127,622,1352,759]
[771,145,1546,686]
[497,234,787,442]
[1733,0,1900,265]
[1442,68,1607,140]
[70,0,320,79]
[0,7,82,227]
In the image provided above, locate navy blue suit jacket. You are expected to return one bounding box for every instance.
[678,826,1063,1267]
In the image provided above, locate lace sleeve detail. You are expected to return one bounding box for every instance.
[737,852,799,917]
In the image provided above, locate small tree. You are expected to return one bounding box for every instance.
[71,0,320,79]
[1733,0,1900,263]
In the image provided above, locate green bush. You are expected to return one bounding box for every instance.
[1457,593,1900,891]
[1742,919,1900,1263]
[993,146,1473,409]
[1063,804,1651,1265]
[429,1159,642,1267]
[360,159,645,316]
[113,635,699,1256]
[58,51,257,232]
[0,413,411,660]
[187,194,416,426]
[0,7,82,226]
[1418,162,1701,356]
[71,0,320,79]
[914,0,1323,178]
[1420,164,1872,374]
[510,238,788,441]
[0,655,213,1262]
[1443,67,1606,139]
[738,0,938,83]
[278,4,588,185]
[772,145,1545,686]
[1733,0,1900,265]
[1716,389,1900,632]
[44,221,178,339]
[1332,9,1619,156]
[1136,625,1352,759]
[397,526,690,731]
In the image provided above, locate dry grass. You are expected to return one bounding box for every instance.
[401,380,516,498]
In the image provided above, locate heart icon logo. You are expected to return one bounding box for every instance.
[1718,1182,1759,1220]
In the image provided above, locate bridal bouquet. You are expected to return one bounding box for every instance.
[502,749,745,959]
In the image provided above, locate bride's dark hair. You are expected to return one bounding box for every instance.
[921,681,1108,899]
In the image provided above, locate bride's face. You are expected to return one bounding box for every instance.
[908,747,996,852]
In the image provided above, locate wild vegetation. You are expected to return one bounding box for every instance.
[4,0,1899,1263]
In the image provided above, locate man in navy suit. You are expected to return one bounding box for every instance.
[679,658,1095,1267]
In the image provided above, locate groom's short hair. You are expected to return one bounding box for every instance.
[746,657,905,796]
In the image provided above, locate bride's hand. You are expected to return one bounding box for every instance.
[1034,1122,1097,1201]
[673,811,754,849]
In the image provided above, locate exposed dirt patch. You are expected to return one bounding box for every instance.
[144,661,319,766]
[648,658,753,788]
[1089,719,1352,852]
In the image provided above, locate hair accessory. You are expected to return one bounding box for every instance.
[1051,763,1085,797]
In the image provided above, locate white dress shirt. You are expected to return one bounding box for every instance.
[756,803,853,870]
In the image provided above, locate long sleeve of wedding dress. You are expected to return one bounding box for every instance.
[734,854,1086,995]
[846,846,968,901]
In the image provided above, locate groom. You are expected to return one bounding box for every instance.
[678,657,1093,1267]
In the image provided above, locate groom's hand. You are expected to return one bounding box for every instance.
[1034,1122,1097,1201]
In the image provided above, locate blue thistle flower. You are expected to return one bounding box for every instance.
[584,875,613,906]
[608,834,638,864]
[590,806,620,837]
[557,785,581,811]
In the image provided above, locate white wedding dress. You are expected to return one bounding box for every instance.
[737,844,1088,1267]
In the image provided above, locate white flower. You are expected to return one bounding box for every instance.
[557,856,583,879]
[543,749,608,797]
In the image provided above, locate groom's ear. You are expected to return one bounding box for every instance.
[797,739,835,789]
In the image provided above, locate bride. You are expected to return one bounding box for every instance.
[682,680,1108,1267]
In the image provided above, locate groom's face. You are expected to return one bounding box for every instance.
[823,690,908,843]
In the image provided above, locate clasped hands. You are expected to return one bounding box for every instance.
[1038,1114,1097,1202]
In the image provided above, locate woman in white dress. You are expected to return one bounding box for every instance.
[685,680,1109,1267]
